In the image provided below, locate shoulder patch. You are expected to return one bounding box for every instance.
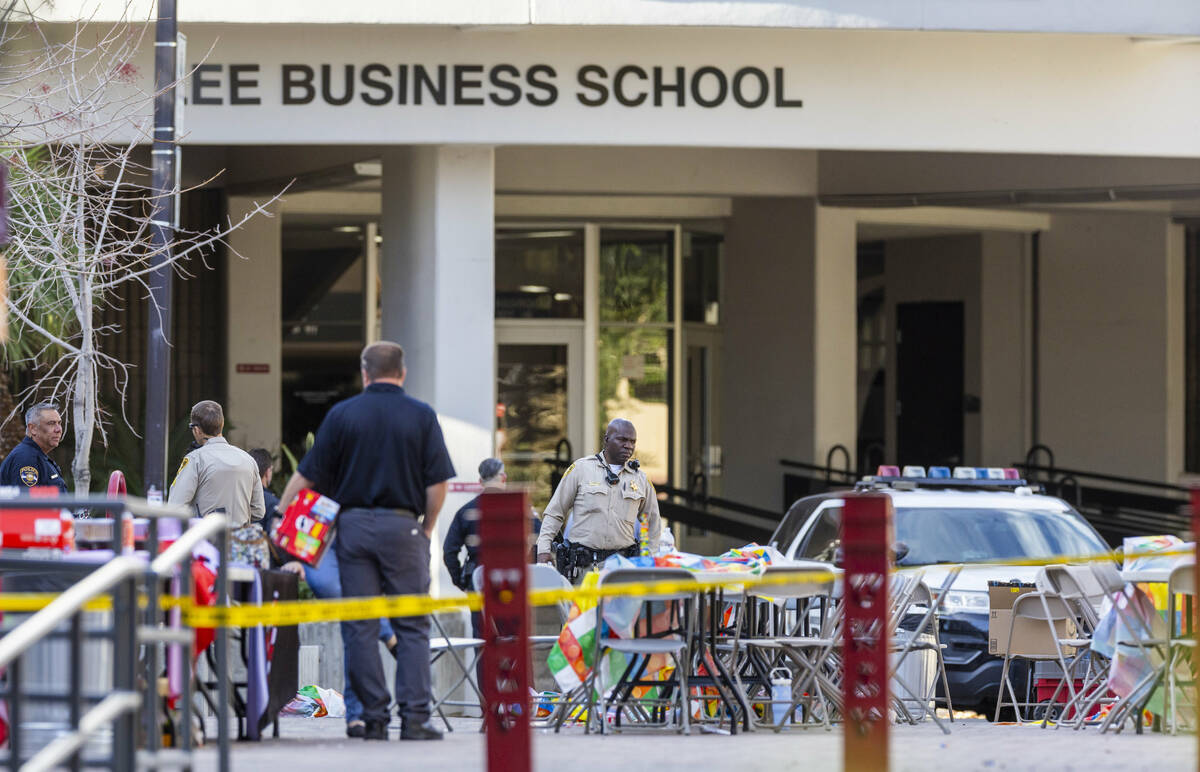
[563,462,575,477]
[19,465,38,486]
[175,456,189,478]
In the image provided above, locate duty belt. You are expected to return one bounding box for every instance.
[554,539,638,581]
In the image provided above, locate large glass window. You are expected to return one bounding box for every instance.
[495,229,584,318]
[598,229,674,485]
[599,229,672,323]
[496,344,569,509]
[280,219,368,459]
[683,232,721,324]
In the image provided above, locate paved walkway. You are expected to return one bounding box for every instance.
[193,716,1197,771]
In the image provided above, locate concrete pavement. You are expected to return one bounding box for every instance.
[193,715,1196,772]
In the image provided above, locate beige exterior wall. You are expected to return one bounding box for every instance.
[720,198,856,511]
[722,197,817,511]
[1039,211,1182,480]
[225,196,283,452]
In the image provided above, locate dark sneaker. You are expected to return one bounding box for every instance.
[363,720,389,741]
[345,721,365,738]
[400,720,443,741]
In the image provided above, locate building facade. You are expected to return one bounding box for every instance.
[17,1,1200,564]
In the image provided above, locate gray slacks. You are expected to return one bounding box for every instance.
[336,507,431,724]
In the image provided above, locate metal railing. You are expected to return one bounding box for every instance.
[0,497,228,772]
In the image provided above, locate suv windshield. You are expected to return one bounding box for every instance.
[894,507,1107,565]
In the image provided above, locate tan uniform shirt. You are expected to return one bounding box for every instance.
[167,437,265,528]
[536,454,661,556]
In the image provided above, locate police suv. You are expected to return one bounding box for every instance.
[769,465,1111,718]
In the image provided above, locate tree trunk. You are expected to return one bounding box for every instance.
[72,356,93,494]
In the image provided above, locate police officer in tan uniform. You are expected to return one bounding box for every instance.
[167,400,264,528]
[536,418,662,581]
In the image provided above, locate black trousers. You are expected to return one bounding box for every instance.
[336,507,431,725]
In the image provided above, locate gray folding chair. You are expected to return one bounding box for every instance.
[732,566,840,732]
[429,613,486,730]
[1084,561,1170,734]
[1039,564,1112,728]
[890,580,954,729]
[1166,563,1196,734]
[522,563,577,727]
[994,592,1090,725]
[588,567,698,734]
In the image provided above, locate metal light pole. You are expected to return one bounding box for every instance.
[144,0,178,500]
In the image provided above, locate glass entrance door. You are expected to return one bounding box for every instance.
[495,326,584,510]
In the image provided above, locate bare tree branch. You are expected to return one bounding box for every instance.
[0,1,287,491]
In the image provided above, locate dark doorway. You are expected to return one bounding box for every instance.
[896,302,964,466]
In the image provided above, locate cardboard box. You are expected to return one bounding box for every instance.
[272,489,340,566]
[988,581,1076,657]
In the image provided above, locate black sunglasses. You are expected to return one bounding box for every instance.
[188,422,198,430]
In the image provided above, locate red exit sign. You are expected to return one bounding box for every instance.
[236,363,270,374]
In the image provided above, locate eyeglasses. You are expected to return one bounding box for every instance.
[188,423,198,430]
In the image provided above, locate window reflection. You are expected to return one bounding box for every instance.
[598,329,670,486]
[495,229,584,318]
[683,232,721,324]
[599,230,672,323]
[496,344,569,509]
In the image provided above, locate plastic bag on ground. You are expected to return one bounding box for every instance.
[280,685,345,718]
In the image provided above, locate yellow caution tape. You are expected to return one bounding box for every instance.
[0,545,1191,626]
[0,594,114,612]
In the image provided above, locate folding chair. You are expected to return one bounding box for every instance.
[429,613,486,730]
[1039,564,1113,728]
[994,592,1090,725]
[890,580,954,729]
[1166,563,1196,734]
[1083,561,1170,734]
[588,567,698,734]
[731,566,840,732]
[513,564,576,728]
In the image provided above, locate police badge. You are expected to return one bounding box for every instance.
[19,465,38,486]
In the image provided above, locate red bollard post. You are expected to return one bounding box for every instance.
[479,490,532,772]
[841,492,893,772]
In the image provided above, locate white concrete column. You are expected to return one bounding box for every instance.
[225,196,282,451]
[380,146,495,590]
[813,206,858,468]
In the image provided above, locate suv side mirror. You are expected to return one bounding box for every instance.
[892,541,910,563]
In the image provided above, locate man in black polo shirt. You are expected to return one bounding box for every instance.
[278,341,455,741]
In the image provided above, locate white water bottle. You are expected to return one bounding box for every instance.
[770,668,792,725]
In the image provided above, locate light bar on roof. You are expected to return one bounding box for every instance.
[928,466,951,478]
[901,465,926,478]
[877,465,901,477]
[985,468,1005,480]
[1003,468,1020,480]
[953,467,977,479]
